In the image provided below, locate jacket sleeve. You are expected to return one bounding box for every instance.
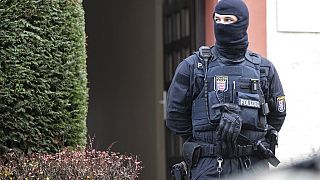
[265,61,286,132]
[166,59,193,138]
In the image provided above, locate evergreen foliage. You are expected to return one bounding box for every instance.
[0,0,88,153]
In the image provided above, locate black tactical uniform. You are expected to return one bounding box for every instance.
[166,0,286,179]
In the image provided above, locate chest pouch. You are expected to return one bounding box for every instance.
[208,90,226,124]
[236,92,260,127]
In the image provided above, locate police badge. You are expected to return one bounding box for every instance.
[214,76,228,92]
[277,96,286,112]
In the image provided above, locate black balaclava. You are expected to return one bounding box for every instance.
[214,0,249,60]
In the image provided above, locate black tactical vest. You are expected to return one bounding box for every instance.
[190,48,269,141]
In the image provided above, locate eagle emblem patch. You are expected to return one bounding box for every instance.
[214,76,228,92]
[277,96,286,112]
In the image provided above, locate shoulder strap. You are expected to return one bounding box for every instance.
[192,46,211,71]
[248,52,271,129]
[245,50,262,65]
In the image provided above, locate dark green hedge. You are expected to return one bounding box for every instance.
[0,0,88,153]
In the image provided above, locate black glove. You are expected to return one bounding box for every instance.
[216,103,242,144]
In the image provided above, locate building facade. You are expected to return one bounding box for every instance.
[84,0,320,179]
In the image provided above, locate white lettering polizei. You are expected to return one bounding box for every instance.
[239,98,260,108]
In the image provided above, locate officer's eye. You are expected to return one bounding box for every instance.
[214,17,221,23]
[225,17,233,22]
[224,17,237,24]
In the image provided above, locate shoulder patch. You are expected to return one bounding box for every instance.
[276,96,286,112]
[175,72,190,86]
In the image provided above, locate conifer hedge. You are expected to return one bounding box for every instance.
[0,0,88,153]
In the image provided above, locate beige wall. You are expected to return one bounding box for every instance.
[205,0,217,46]
[267,0,320,164]
[245,0,266,57]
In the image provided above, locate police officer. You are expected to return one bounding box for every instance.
[166,0,286,179]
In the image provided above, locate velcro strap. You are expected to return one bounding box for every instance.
[240,84,251,89]
[200,144,221,157]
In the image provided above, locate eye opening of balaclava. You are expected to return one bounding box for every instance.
[214,0,249,60]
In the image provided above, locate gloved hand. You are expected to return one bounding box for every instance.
[216,103,242,144]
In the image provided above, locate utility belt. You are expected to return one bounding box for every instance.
[182,140,279,169]
[199,142,255,158]
[171,141,257,180]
